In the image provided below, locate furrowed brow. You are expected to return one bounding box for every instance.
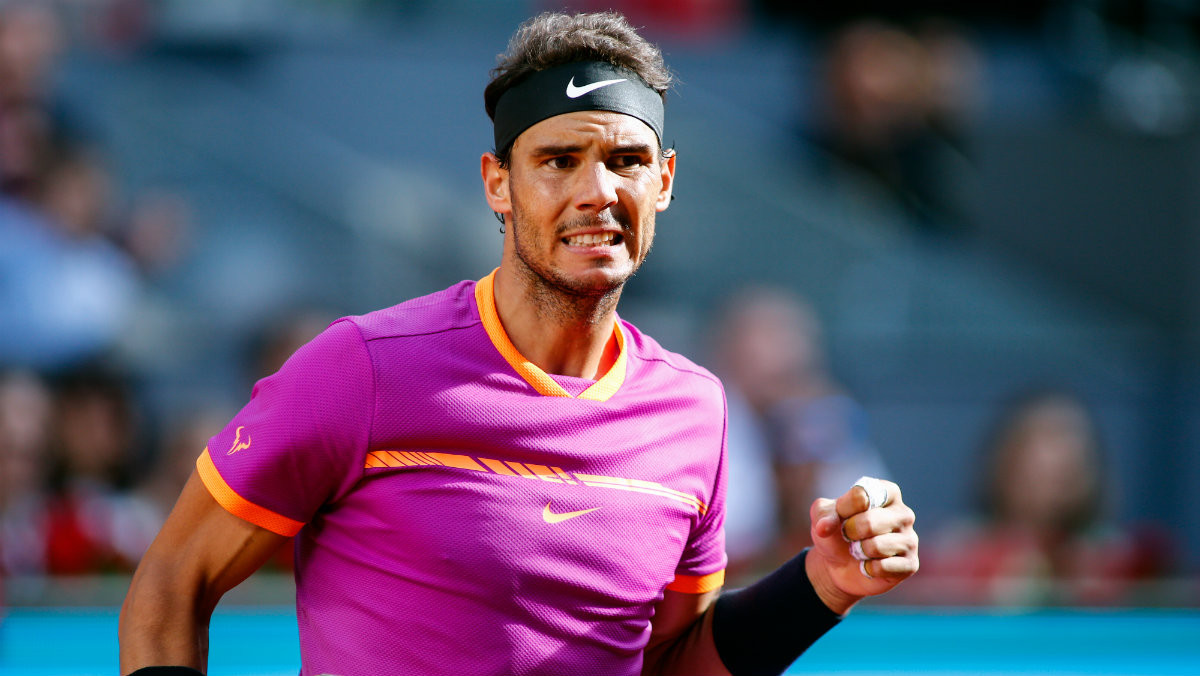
[610,143,655,156]
[530,143,585,158]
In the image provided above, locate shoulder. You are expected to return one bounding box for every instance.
[342,279,480,342]
[271,280,479,379]
[620,318,724,399]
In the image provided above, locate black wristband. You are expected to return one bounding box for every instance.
[711,548,842,676]
[125,668,204,676]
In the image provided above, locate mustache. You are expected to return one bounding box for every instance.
[554,210,632,236]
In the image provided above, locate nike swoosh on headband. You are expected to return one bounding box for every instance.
[566,76,627,98]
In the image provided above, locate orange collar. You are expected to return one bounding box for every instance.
[474,269,627,401]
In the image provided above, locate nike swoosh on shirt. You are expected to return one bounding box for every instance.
[542,502,601,524]
[566,76,627,98]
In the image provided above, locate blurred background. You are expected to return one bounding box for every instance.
[3,0,1200,650]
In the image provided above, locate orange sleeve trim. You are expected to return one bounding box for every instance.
[196,448,305,537]
[667,569,726,594]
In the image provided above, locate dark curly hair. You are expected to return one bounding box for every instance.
[484,11,673,162]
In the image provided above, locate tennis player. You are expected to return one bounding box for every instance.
[119,11,918,676]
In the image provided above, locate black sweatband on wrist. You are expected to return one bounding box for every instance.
[711,548,842,676]
[125,667,204,676]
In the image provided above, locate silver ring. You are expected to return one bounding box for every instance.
[854,476,889,510]
[850,540,869,562]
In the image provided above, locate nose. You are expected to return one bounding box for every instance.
[574,161,618,212]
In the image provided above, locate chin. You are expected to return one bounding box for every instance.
[539,268,623,299]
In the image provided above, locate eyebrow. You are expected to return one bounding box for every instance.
[528,142,656,158]
[529,143,585,158]
[609,143,656,156]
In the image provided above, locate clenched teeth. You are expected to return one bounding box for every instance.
[564,232,620,247]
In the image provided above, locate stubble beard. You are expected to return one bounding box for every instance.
[509,194,651,327]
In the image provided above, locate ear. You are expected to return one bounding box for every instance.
[655,151,676,212]
[481,152,511,215]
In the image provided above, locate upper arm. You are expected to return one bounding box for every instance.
[642,588,731,676]
[119,468,288,672]
[128,468,288,611]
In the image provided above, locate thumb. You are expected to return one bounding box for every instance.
[809,497,842,540]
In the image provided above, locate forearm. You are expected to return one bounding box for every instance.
[644,550,842,676]
[118,470,287,675]
[710,549,843,676]
[119,561,213,673]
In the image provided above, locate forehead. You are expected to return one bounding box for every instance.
[512,111,659,153]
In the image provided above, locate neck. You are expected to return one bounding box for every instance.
[492,263,621,380]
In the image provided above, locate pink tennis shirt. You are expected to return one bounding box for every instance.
[199,271,728,676]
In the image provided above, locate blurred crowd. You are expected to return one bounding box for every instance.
[810,17,983,234]
[0,0,213,605]
[919,388,1174,606]
[708,286,1175,605]
[0,1,186,371]
[0,1,1191,612]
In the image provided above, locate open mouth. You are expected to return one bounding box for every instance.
[562,232,623,247]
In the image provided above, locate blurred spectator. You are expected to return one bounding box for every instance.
[0,2,62,108]
[0,100,55,201]
[119,187,191,277]
[0,2,82,196]
[709,286,888,581]
[41,366,159,574]
[813,18,982,233]
[34,142,114,240]
[0,370,53,578]
[0,2,144,369]
[0,190,141,368]
[922,388,1172,606]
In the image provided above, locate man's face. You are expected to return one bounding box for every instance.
[501,111,674,299]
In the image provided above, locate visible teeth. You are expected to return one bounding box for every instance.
[565,232,617,247]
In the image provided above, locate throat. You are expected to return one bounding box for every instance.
[534,324,620,380]
[510,276,622,379]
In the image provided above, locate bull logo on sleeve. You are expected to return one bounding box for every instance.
[226,426,252,455]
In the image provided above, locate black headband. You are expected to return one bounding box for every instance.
[492,61,665,155]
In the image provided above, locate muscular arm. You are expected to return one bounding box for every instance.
[119,469,289,674]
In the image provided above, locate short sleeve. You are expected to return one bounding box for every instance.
[199,318,374,535]
[667,387,729,594]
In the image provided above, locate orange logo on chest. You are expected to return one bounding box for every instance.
[542,502,601,524]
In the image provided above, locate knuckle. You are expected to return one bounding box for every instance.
[883,480,902,503]
[859,511,882,534]
[851,485,870,511]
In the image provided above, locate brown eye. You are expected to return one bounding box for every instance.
[610,155,643,169]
